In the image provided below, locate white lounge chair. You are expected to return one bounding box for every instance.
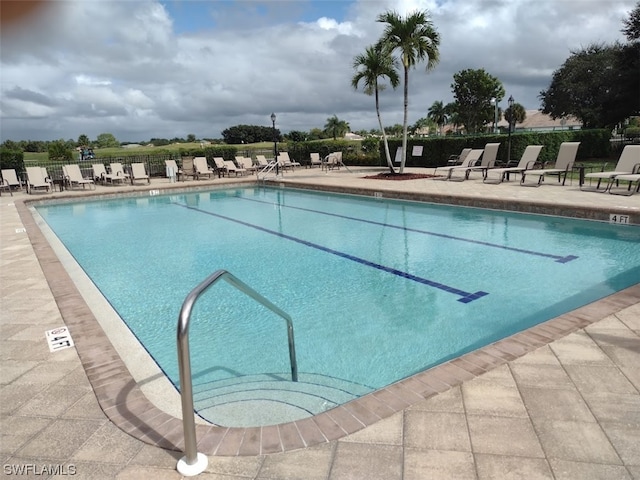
[279,152,300,169]
[435,149,483,180]
[63,164,95,190]
[445,149,486,181]
[26,166,51,194]
[310,153,322,168]
[212,157,230,176]
[130,163,150,184]
[520,142,580,187]
[224,160,246,176]
[322,151,343,171]
[92,164,108,184]
[582,145,640,192]
[1,168,22,196]
[106,163,129,184]
[255,155,271,169]
[193,157,214,179]
[483,145,543,184]
[236,156,257,174]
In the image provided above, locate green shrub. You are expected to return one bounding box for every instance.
[624,127,640,139]
[0,148,25,175]
[377,129,613,167]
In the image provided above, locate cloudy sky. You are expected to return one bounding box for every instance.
[0,0,635,143]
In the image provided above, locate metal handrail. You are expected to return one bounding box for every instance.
[257,160,279,181]
[176,269,298,476]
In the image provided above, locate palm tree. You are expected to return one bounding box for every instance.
[324,115,349,140]
[504,102,527,132]
[377,9,440,173]
[351,43,400,173]
[427,100,448,136]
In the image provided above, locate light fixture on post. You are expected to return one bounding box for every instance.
[271,112,279,175]
[507,95,514,164]
[491,97,498,134]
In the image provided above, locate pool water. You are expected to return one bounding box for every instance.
[36,187,640,426]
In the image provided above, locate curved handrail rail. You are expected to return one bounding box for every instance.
[176,269,298,475]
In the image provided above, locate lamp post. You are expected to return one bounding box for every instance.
[491,97,498,134]
[271,112,279,175]
[507,95,514,164]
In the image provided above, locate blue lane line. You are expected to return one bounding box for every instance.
[236,195,578,264]
[173,202,488,303]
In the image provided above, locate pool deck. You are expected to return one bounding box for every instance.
[1,167,639,479]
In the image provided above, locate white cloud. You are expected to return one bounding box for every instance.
[75,75,112,87]
[0,0,635,142]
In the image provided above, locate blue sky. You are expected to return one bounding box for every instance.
[163,0,354,33]
[0,0,635,142]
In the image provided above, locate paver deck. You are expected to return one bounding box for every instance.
[1,166,639,479]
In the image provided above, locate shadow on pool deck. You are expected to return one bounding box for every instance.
[1,170,639,479]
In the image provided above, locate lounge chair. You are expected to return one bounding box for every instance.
[224,160,246,176]
[446,149,488,181]
[310,153,322,168]
[63,164,95,190]
[1,168,22,196]
[608,172,640,195]
[322,153,335,171]
[279,152,300,169]
[25,166,51,194]
[277,154,291,171]
[582,145,640,192]
[435,149,483,180]
[236,156,257,174]
[165,159,183,181]
[446,148,472,166]
[322,151,344,171]
[483,145,543,184]
[92,164,108,184]
[212,157,229,177]
[466,143,501,179]
[130,163,150,184]
[106,163,129,184]
[256,155,278,175]
[255,155,272,169]
[193,157,214,179]
[520,142,580,187]
[181,157,196,180]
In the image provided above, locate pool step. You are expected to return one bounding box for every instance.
[192,373,373,427]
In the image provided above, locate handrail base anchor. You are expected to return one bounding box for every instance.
[177,452,208,476]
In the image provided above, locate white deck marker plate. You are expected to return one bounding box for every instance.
[45,326,74,352]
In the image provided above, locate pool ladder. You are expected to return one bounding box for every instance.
[176,269,298,476]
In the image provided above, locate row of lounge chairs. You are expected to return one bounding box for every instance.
[0,162,153,195]
[436,142,639,194]
[4,145,637,195]
[168,151,339,181]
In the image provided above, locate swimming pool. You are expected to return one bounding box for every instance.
[36,186,640,426]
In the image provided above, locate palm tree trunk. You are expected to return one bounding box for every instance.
[400,65,409,174]
[375,90,395,173]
